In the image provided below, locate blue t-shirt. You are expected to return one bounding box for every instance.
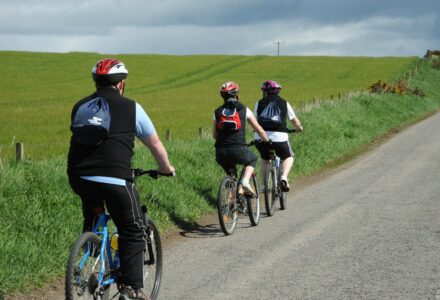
[81,102,156,186]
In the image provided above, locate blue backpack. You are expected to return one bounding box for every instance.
[258,100,282,130]
[71,97,111,146]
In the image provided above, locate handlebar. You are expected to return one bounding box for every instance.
[287,128,299,133]
[132,168,176,180]
[247,141,256,147]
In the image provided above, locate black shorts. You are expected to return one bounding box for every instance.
[255,140,294,160]
[216,146,257,174]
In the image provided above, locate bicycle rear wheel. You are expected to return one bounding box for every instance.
[278,168,287,210]
[264,167,276,216]
[217,176,238,235]
[246,174,260,226]
[65,232,109,300]
[141,218,163,300]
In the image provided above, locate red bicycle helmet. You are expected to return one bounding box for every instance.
[92,58,128,86]
[220,81,240,99]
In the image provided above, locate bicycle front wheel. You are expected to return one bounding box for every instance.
[246,174,260,226]
[142,218,163,300]
[65,232,109,300]
[264,167,276,217]
[217,176,238,235]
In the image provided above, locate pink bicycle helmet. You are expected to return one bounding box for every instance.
[261,80,282,95]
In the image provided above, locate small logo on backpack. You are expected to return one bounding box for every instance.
[71,97,111,146]
[88,116,103,126]
[217,108,241,131]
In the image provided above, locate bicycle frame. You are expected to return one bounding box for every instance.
[78,213,118,288]
[228,167,245,190]
[268,151,281,192]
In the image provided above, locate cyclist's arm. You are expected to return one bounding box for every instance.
[291,117,303,132]
[287,102,303,132]
[139,134,175,174]
[135,103,174,174]
[247,110,269,142]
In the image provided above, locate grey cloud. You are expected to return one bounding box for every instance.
[0,0,438,56]
[5,0,438,34]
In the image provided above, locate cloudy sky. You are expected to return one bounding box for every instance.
[1,0,439,57]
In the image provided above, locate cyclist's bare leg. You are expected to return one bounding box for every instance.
[241,166,255,194]
[281,156,294,180]
[242,166,255,184]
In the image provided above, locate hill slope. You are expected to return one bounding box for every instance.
[0,52,415,159]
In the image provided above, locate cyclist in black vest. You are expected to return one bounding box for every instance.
[213,81,269,195]
[68,58,175,300]
[254,80,303,192]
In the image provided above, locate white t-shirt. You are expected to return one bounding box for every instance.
[253,101,297,142]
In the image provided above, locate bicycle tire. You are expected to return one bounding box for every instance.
[142,218,163,300]
[246,174,260,226]
[66,231,109,300]
[264,167,276,216]
[278,167,287,210]
[217,176,238,235]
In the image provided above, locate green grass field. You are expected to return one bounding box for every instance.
[1,53,439,296]
[0,51,416,159]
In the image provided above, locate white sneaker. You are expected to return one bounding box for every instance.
[241,181,255,196]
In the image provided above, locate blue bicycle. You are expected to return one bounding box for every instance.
[65,169,168,300]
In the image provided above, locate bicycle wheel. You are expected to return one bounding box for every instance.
[66,232,109,300]
[278,168,287,210]
[217,176,238,235]
[264,167,276,217]
[141,218,163,300]
[246,174,260,226]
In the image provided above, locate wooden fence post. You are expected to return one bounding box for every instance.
[165,129,171,141]
[16,142,24,162]
[198,128,204,138]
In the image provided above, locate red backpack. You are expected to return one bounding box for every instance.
[216,107,242,131]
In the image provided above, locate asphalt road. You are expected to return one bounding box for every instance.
[160,112,440,300]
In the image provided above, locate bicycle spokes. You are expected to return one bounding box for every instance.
[217,177,238,235]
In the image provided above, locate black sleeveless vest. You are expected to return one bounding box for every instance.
[214,99,247,148]
[67,87,136,180]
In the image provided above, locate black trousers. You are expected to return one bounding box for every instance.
[69,176,146,289]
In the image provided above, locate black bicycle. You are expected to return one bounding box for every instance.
[65,169,172,300]
[216,142,260,235]
[262,129,297,216]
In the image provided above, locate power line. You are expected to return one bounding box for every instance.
[273,40,286,56]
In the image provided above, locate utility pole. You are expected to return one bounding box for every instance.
[273,40,286,56]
